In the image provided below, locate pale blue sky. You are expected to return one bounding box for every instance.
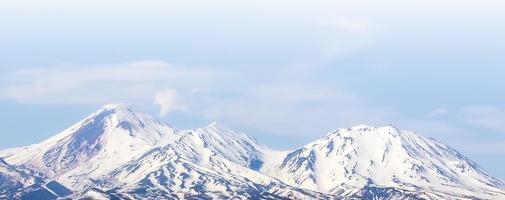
[1,0,504,178]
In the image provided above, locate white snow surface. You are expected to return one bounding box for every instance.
[267,125,505,199]
[0,158,45,191]
[1,105,504,199]
[0,104,179,190]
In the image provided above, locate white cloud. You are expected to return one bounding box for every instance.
[461,106,505,132]
[0,60,223,105]
[201,83,393,135]
[153,89,186,116]
[0,60,392,136]
[459,140,505,155]
[428,108,448,117]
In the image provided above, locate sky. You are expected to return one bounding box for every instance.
[0,0,504,178]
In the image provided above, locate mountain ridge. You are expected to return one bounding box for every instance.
[0,104,180,190]
[267,125,505,199]
[1,104,504,199]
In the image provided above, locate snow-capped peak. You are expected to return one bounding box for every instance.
[207,121,219,127]
[100,103,131,111]
[270,124,505,199]
[337,124,399,134]
[2,106,504,199]
[170,121,266,170]
[0,104,179,190]
[204,122,244,137]
[204,121,235,133]
[90,103,140,126]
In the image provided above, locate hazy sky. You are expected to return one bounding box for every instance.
[1,0,504,178]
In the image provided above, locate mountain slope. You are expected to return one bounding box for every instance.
[264,125,505,199]
[0,104,179,190]
[87,146,334,199]
[82,123,336,199]
[1,105,504,199]
[0,158,39,198]
[0,158,72,199]
[171,123,267,172]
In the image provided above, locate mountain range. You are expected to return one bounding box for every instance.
[1,104,504,199]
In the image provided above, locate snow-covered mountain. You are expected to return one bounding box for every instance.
[0,157,42,198]
[0,158,72,199]
[83,121,334,199]
[1,105,504,199]
[263,125,505,199]
[0,104,179,190]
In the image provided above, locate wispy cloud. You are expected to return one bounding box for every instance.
[154,89,186,116]
[461,106,505,133]
[460,140,505,155]
[201,83,392,135]
[428,108,448,117]
[0,60,222,105]
[0,59,396,136]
